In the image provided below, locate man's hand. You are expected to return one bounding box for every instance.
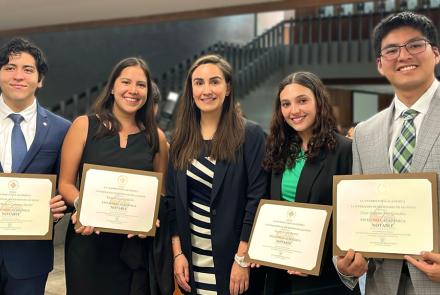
[406,252,440,282]
[336,249,368,277]
[50,195,67,221]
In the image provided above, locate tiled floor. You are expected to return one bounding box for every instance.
[45,244,66,295]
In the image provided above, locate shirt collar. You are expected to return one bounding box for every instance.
[0,94,37,122]
[393,79,439,121]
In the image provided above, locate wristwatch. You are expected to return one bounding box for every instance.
[234,254,250,268]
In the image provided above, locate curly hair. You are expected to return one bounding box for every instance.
[263,72,337,173]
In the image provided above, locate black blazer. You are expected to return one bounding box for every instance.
[167,121,267,294]
[265,133,355,294]
[270,133,352,204]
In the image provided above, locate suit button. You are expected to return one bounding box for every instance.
[212,209,217,216]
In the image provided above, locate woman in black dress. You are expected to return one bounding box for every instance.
[59,57,169,295]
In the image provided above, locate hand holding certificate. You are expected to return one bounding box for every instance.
[333,173,439,259]
[0,173,56,240]
[246,200,332,276]
[75,164,162,236]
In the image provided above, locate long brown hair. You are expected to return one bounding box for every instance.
[170,55,244,170]
[92,57,159,153]
[263,72,337,173]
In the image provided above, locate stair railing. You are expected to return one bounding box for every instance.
[51,6,440,121]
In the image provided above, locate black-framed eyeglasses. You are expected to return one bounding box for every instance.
[380,39,431,60]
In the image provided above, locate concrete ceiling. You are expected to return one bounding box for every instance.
[1,0,361,33]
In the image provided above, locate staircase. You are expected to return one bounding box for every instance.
[51,7,440,123]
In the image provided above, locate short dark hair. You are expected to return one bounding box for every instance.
[0,37,48,82]
[373,11,439,58]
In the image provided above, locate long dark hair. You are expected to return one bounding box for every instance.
[263,72,337,173]
[170,54,244,170]
[92,57,159,153]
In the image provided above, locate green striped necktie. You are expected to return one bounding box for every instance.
[392,109,419,173]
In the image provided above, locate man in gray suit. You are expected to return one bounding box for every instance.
[336,11,440,294]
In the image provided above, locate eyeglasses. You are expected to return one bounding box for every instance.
[380,39,431,60]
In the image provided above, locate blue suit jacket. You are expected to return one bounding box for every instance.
[0,103,70,279]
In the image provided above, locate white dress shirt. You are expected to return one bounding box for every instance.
[0,95,37,173]
[388,79,439,170]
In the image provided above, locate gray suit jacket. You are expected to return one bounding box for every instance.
[352,86,440,295]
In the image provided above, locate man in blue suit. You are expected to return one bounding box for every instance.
[0,37,70,294]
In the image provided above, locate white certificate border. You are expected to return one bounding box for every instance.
[333,172,439,259]
[76,163,162,236]
[246,199,333,276]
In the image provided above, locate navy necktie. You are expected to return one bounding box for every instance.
[8,114,27,172]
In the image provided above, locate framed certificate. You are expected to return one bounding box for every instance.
[333,173,439,259]
[0,173,56,240]
[76,164,162,236]
[246,200,332,276]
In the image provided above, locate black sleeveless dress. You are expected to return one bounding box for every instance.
[65,115,155,295]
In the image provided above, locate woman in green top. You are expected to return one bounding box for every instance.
[262,72,357,294]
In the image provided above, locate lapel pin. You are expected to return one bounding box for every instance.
[43,122,48,126]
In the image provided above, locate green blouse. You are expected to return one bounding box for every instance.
[281,150,306,202]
